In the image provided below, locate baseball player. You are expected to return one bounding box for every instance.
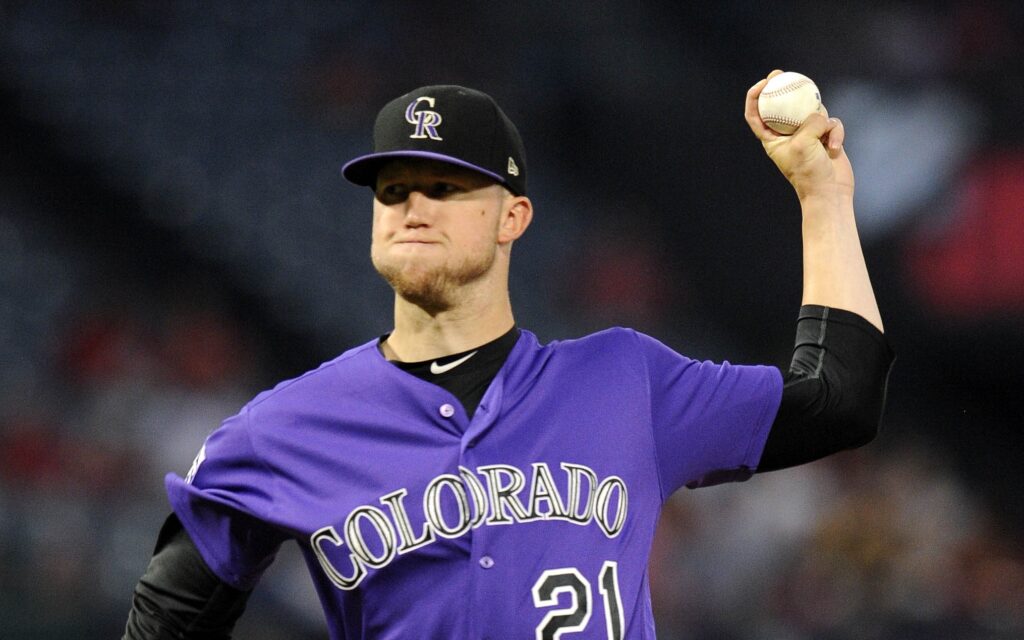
[124,73,893,639]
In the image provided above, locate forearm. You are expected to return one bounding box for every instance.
[743,72,882,331]
[799,193,883,332]
[124,514,251,640]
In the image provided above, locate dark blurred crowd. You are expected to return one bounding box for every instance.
[1,1,1023,638]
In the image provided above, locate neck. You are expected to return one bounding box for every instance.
[383,285,515,362]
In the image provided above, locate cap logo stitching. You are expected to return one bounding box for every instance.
[507,157,519,176]
[404,96,443,141]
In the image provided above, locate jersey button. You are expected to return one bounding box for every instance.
[479,555,495,569]
[439,403,455,418]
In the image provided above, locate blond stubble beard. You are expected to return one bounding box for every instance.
[372,244,498,315]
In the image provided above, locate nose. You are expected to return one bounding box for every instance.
[403,190,434,226]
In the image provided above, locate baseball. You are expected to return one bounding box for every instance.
[757,71,823,135]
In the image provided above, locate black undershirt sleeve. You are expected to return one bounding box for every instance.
[123,513,251,640]
[757,305,895,472]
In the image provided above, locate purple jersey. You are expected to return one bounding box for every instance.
[167,328,781,639]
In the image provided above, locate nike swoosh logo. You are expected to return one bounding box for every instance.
[430,351,478,375]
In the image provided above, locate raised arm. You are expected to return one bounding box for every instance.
[745,70,883,332]
[745,71,894,472]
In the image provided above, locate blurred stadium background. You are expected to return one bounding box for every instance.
[1,1,1022,638]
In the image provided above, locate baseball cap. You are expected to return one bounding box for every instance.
[342,85,527,196]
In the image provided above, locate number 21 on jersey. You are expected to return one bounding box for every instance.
[532,561,624,639]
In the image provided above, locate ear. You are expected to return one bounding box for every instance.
[497,195,533,244]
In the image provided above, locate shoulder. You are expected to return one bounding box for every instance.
[542,327,681,365]
[544,328,753,382]
[523,327,653,377]
[240,337,383,421]
[543,326,643,354]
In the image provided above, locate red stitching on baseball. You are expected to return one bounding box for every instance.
[762,115,802,126]
[761,78,812,99]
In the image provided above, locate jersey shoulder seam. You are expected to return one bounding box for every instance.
[624,328,669,503]
[236,404,283,527]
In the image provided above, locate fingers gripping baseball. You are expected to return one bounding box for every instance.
[746,71,854,199]
[744,73,781,141]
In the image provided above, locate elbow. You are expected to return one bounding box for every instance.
[834,385,888,451]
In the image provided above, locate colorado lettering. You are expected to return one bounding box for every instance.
[311,462,629,591]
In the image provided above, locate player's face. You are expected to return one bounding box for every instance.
[371,159,509,312]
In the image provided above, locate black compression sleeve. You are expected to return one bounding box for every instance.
[757,305,895,472]
[123,514,251,640]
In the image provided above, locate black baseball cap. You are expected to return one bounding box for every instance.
[342,85,527,196]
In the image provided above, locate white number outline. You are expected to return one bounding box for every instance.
[599,561,624,640]
[532,562,625,639]
[532,568,592,640]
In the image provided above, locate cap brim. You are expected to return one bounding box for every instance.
[341,151,508,190]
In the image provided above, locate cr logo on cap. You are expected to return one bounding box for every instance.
[405,97,443,141]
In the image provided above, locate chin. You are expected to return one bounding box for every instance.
[371,245,497,312]
[373,259,448,308]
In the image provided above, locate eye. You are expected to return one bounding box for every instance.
[376,182,409,203]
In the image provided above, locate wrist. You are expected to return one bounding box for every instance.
[796,176,853,198]
[798,188,854,218]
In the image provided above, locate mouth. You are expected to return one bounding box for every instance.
[394,238,440,246]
